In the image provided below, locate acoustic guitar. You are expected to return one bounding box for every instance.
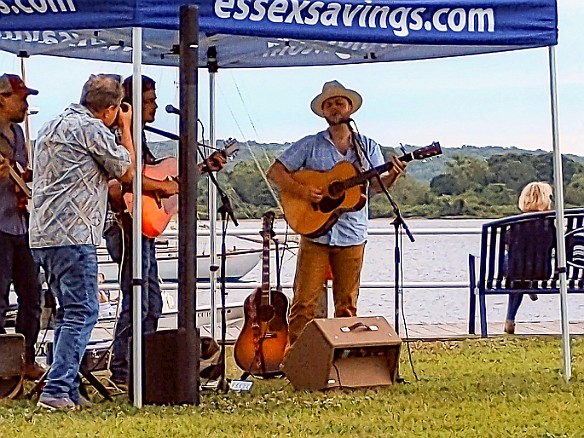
[234,211,289,376]
[123,138,239,238]
[281,142,442,237]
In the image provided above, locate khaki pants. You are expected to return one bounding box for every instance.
[287,237,365,349]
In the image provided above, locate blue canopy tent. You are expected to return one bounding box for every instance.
[0,0,569,405]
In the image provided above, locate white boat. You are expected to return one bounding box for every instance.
[97,234,261,283]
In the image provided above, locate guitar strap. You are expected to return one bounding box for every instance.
[351,132,368,173]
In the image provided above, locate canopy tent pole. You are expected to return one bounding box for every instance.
[18,54,34,164]
[548,45,571,382]
[177,4,201,405]
[131,27,144,408]
[208,57,219,340]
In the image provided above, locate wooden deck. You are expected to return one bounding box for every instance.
[14,317,584,353]
[400,320,584,341]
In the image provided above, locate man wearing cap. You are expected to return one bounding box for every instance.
[267,80,406,352]
[0,73,45,380]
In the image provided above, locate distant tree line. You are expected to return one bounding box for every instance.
[196,151,584,220]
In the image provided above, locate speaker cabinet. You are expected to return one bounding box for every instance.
[143,328,200,404]
[282,316,401,390]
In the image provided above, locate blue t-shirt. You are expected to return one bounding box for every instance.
[277,129,384,246]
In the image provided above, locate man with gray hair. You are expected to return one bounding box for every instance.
[29,74,135,410]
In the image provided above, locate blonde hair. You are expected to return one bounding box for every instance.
[518,182,553,213]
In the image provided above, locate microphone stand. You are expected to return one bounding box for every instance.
[348,123,413,382]
[206,163,238,394]
[145,123,238,391]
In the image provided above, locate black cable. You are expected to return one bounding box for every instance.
[398,228,420,382]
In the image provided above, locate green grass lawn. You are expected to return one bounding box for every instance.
[1,337,583,437]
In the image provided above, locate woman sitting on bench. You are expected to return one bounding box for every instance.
[504,181,554,334]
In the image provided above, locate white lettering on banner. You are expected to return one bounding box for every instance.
[320,3,340,27]
[214,0,496,36]
[342,3,361,27]
[250,0,267,21]
[368,6,389,29]
[0,30,108,48]
[285,0,310,24]
[304,1,322,25]
[268,0,287,23]
[262,39,389,60]
[0,0,76,16]
[234,0,249,20]
[433,8,448,32]
[469,8,494,32]
[215,0,234,19]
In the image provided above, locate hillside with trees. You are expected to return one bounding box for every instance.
[149,140,584,219]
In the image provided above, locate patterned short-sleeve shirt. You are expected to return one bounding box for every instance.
[29,103,131,248]
[277,129,384,246]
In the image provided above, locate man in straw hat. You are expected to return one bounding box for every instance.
[0,73,46,380]
[267,80,406,353]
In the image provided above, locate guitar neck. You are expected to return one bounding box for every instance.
[340,149,421,191]
[341,160,393,191]
[260,212,274,307]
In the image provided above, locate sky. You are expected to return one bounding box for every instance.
[0,0,582,154]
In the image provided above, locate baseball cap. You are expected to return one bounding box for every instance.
[0,74,39,96]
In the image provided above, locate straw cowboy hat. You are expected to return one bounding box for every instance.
[310,80,362,118]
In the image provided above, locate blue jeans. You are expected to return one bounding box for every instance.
[506,294,524,322]
[32,245,99,404]
[105,225,162,382]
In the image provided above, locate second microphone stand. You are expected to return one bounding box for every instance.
[206,168,238,393]
[348,124,415,337]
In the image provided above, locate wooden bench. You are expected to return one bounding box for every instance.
[468,208,584,337]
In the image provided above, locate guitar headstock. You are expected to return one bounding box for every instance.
[261,210,276,238]
[223,138,240,158]
[412,141,442,160]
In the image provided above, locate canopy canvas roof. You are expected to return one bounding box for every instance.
[0,0,557,67]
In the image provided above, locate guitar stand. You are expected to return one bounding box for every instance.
[27,365,113,401]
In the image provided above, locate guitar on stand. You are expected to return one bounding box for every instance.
[281,142,442,237]
[123,138,239,238]
[234,211,289,377]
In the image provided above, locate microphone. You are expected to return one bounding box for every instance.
[165,104,181,115]
[341,118,354,125]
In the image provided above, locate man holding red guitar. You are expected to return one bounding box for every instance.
[0,73,45,380]
[267,80,407,354]
[106,75,226,388]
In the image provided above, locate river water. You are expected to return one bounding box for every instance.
[221,218,584,327]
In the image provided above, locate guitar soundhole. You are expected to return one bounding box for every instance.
[258,305,275,322]
[328,181,344,198]
[319,194,345,213]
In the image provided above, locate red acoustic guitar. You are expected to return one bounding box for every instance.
[234,211,289,376]
[123,139,239,238]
